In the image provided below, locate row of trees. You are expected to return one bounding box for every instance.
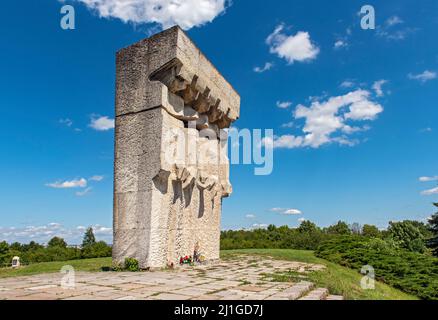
[0,227,112,266]
[221,203,438,256]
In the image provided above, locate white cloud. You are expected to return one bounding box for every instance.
[386,16,404,27]
[269,208,285,212]
[372,79,388,97]
[282,209,302,215]
[281,121,294,128]
[408,70,437,83]
[76,187,93,197]
[266,24,319,64]
[46,178,87,189]
[297,217,306,223]
[254,62,273,73]
[334,40,347,49]
[73,0,228,30]
[0,223,112,244]
[89,175,104,182]
[245,214,256,219]
[252,223,268,229]
[265,89,383,149]
[377,16,415,41]
[421,187,438,196]
[59,118,73,127]
[89,115,115,131]
[276,101,292,109]
[269,208,302,215]
[340,80,355,89]
[419,176,438,182]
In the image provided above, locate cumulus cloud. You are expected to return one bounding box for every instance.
[419,176,438,182]
[421,187,438,196]
[0,223,112,244]
[372,79,388,97]
[276,101,292,109]
[408,70,437,83]
[73,0,228,30]
[282,209,302,215]
[266,24,319,64]
[334,40,347,49]
[253,62,273,73]
[245,214,256,219]
[265,89,383,149]
[89,115,115,131]
[46,178,87,189]
[269,208,302,215]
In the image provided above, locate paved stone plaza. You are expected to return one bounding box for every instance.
[0,255,343,300]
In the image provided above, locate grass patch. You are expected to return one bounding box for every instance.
[221,249,418,300]
[0,257,112,278]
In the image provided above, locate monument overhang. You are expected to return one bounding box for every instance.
[116,26,240,127]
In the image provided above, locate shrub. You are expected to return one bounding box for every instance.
[315,236,438,300]
[388,221,426,253]
[81,241,112,259]
[124,258,140,272]
[47,237,67,249]
[362,224,381,238]
[326,221,351,235]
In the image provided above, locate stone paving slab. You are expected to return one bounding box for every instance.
[0,255,342,300]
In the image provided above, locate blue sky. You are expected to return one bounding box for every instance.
[1,0,437,243]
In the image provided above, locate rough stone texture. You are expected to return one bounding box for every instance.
[0,255,342,300]
[113,26,240,269]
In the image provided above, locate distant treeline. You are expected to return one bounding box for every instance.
[0,227,111,267]
[220,218,436,255]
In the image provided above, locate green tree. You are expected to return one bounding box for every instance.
[388,221,425,253]
[427,203,438,256]
[362,224,380,238]
[81,241,112,258]
[47,237,67,248]
[22,241,44,252]
[82,227,96,247]
[10,242,22,251]
[0,241,9,255]
[297,220,319,234]
[326,221,351,235]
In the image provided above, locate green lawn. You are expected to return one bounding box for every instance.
[0,257,112,278]
[0,249,418,300]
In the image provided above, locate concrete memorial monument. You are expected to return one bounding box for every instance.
[113,26,240,269]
